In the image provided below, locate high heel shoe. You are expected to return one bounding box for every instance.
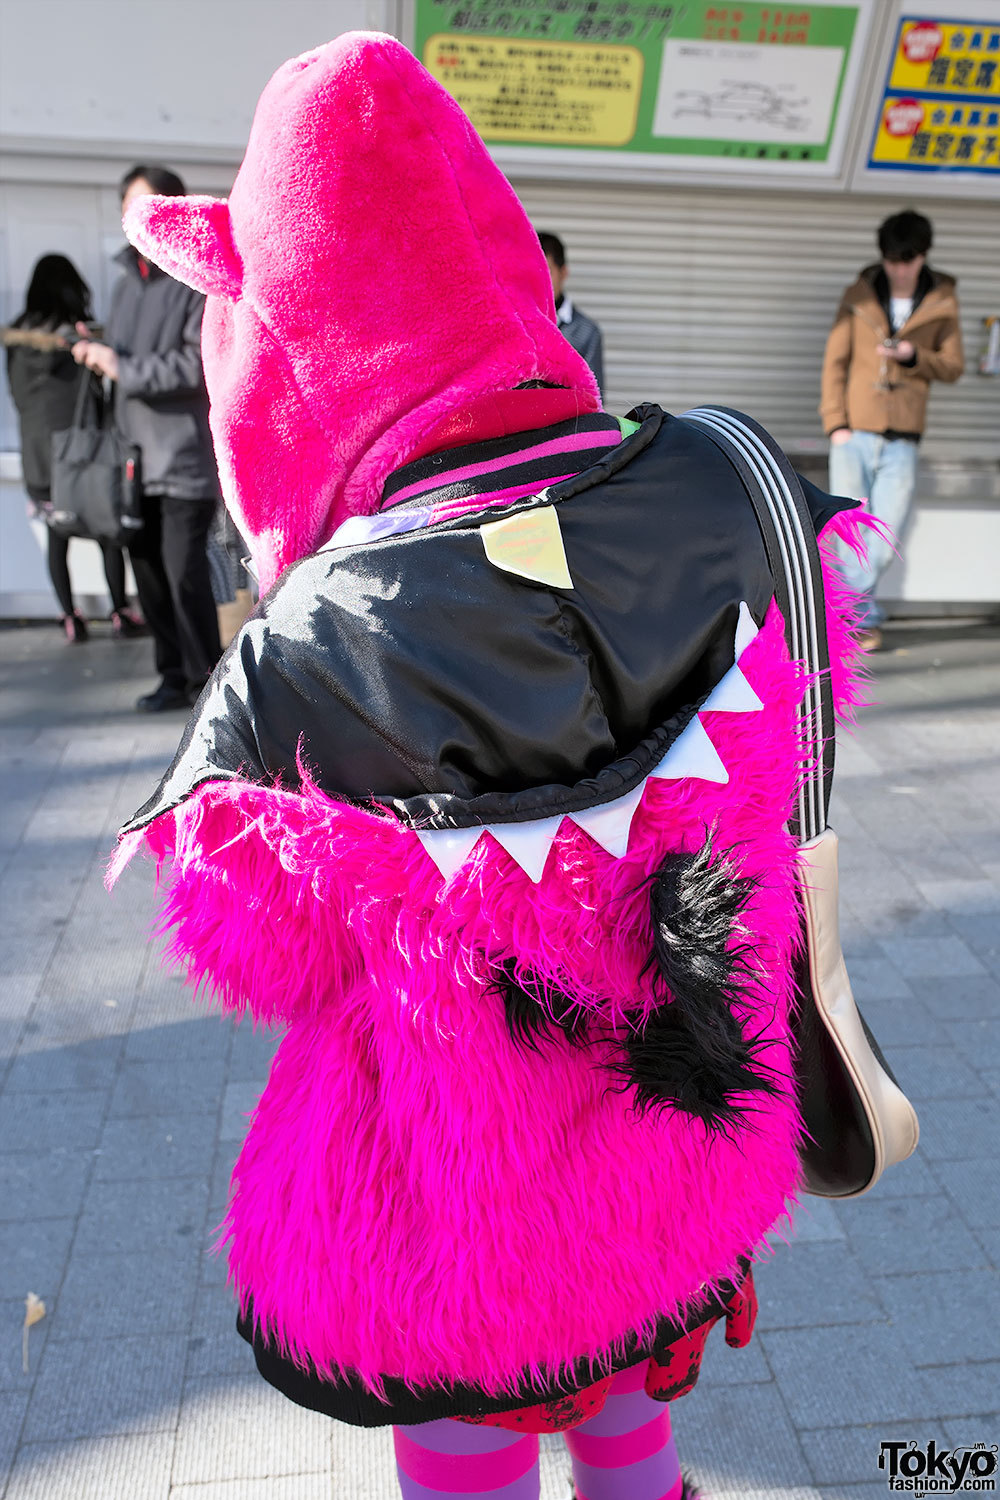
[111,608,147,638]
[62,612,88,643]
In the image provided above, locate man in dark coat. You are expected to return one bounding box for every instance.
[73,165,221,710]
[538,232,605,399]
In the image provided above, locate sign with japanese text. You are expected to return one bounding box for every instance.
[868,16,1000,174]
[414,3,871,173]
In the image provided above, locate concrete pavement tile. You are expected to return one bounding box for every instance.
[0,1149,92,1222]
[0,1218,77,1303]
[668,1381,815,1487]
[854,998,940,1048]
[754,1243,886,1330]
[0,1297,50,1392]
[0,973,43,1023]
[94,1113,217,1182]
[4,1036,124,1092]
[108,1056,228,1118]
[924,1362,1000,1419]
[50,1251,198,1341]
[3,1431,174,1499]
[219,1078,267,1142]
[0,1391,29,1488]
[835,1194,987,1275]
[843,957,914,1001]
[877,936,986,979]
[38,941,148,1002]
[906,975,1000,1020]
[798,1423,929,1487]
[819,1487,894,1499]
[331,1421,400,1499]
[0,1089,106,1152]
[694,1318,772,1384]
[855,1147,938,1199]
[20,994,138,1045]
[944,1418,1000,1449]
[172,1372,331,1483]
[227,1021,281,1082]
[928,1157,1000,1230]
[784,1197,847,1243]
[760,1324,939,1426]
[170,1480,333,1500]
[916,879,999,915]
[184,1285,255,1380]
[912,1099,999,1161]
[74,1176,210,1257]
[888,1045,986,1100]
[124,1015,232,1063]
[22,1333,187,1440]
[945,1019,1000,1072]
[948,913,1000,965]
[874,1271,1000,1368]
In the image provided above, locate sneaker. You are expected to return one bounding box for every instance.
[110,608,147,639]
[135,681,191,713]
[858,626,883,652]
[62,612,88,644]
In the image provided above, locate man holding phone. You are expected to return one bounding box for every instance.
[820,210,964,649]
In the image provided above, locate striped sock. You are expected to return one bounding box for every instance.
[565,1365,684,1500]
[393,1418,540,1498]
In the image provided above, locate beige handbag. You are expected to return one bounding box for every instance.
[683,407,919,1198]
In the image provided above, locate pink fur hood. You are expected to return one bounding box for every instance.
[122,32,597,592]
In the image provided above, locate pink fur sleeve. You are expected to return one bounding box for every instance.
[115,780,397,1025]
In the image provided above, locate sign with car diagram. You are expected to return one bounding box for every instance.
[414,2,873,173]
[868,15,1000,175]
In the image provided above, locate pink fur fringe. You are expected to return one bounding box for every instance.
[108,537,866,1396]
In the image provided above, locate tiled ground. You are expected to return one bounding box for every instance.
[1,614,997,1498]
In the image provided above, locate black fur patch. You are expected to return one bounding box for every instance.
[492,959,590,1053]
[621,833,778,1128]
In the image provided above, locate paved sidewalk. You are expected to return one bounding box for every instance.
[1,615,998,1500]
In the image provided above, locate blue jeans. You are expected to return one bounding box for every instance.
[828,430,918,627]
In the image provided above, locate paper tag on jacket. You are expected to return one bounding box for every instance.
[480,505,573,589]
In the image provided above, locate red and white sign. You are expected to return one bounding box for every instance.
[884,97,925,137]
[902,22,944,65]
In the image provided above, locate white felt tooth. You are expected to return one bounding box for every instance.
[567,782,646,860]
[735,601,760,661]
[416,826,484,882]
[486,815,565,883]
[701,662,764,714]
[649,715,729,784]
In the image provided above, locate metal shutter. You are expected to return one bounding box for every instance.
[514,179,999,459]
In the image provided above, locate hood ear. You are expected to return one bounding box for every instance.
[123,195,243,302]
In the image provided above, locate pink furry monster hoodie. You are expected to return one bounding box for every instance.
[114,32,867,1424]
[123,30,598,595]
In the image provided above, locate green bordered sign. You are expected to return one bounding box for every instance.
[414,2,871,173]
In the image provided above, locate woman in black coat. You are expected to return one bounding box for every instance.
[6,254,142,641]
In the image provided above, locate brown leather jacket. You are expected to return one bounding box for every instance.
[819,264,963,439]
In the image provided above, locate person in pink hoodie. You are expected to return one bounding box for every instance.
[111,32,867,1500]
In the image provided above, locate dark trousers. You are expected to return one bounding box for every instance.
[47,531,127,618]
[128,493,221,691]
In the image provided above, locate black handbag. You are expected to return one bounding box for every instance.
[49,372,143,545]
[682,406,919,1199]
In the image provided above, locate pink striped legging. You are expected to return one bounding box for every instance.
[393,1364,684,1500]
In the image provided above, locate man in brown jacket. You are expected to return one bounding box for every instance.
[820,209,963,647]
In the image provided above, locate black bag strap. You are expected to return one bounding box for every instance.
[681,406,834,844]
[70,369,103,430]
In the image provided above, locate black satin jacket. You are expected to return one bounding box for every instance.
[123,405,847,838]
